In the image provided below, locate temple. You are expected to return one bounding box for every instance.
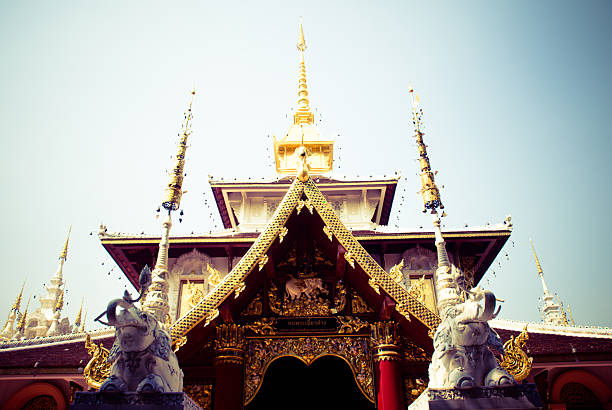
[0,22,611,410]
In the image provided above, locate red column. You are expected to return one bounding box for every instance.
[214,324,245,410]
[372,322,405,410]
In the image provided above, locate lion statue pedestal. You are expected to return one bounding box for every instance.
[410,385,543,410]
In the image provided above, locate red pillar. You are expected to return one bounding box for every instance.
[214,324,245,410]
[372,321,405,410]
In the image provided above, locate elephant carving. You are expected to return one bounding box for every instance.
[429,289,514,388]
[95,266,184,393]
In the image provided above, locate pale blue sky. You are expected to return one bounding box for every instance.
[0,1,610,330]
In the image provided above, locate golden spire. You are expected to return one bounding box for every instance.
[144,89,195,325]
[11,280,26,313]
[274,21,334,176]
[410,89,443,214]
[55,289,64,312]
[74,297,83,327]
[59,225,71,260]
[529,239,549,295]
[294,19,314,125]
[16,296,30,333]
[162,89,195,211]
[80,309,87,333]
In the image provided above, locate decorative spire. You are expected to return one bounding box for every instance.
[294,19,314,125]
[409,89,460,315]
[144,89,195,325]
[11,280,26,313]
[410,89,443,214]
[529,239,549,295]
[73,297,83,332]
[80,309,87,333]
[530,239,567,326]
[162,89,195,212]
[16,296,30,335]
[59,225,71,260]
[55,289,64,312]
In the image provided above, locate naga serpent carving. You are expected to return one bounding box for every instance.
[499,325,533,382]
[83,333,112,389]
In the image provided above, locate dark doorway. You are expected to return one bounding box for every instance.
[246,355,375,410]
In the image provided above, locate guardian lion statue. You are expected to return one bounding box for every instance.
[95,266,183,392]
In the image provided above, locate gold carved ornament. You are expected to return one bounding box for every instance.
[337,316,369,334]
[186,280,205,309]
[279,226,288,243]
[389,259,404,283]
[498,325,533,382]
[83,333,111,389]
[206,264,222,288]
[268,281,346,316]
[351,291,374,313]
[245,318,276,335]
[323,225,333,241]
[215,324,245,365]
[243,336,374,405]
[173,335,188,353]
[183,384,213,410]
[408,276,427,305]
[240,293,263,316]
[371,321,401,362]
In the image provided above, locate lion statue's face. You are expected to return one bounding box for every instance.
[115,307,156,352]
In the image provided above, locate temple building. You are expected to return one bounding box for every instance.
[0,23,611,410]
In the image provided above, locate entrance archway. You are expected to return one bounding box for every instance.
[246,356,375,410]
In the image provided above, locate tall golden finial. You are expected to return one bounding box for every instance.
[80,309,87,333]
[410,89,443,214]
[162,89,195,212]
[75,297,84,327]
[55,289,64,312]
[59,225,72,260]
[11,280,26,312]
[294,18,314,125]
[529,239,549,294]
[144,89,195,325]
[16,296,30,334]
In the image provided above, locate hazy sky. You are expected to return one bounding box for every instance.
[0,0,610,331]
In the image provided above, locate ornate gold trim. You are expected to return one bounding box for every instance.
[169,177,440,341]
[302,179,440,333]
[215,324,245,365]
[244,336,374,404]
[279,227,288,243]
[323,225,333,241]
[390,260,404,283]
[371,322,401,362]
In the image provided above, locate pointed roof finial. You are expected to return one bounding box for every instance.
[11,280,26,313]
[294,18,314,125]
[59,225,72,260]
[74,297,84,326]
[410,89,444,215]
[162,89,195,212]
[80,309,87,333]
[529,239,549,295]
[55,289,64,312]
[16,296,30,334]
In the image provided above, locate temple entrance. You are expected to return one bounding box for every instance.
[245,355,375,410]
